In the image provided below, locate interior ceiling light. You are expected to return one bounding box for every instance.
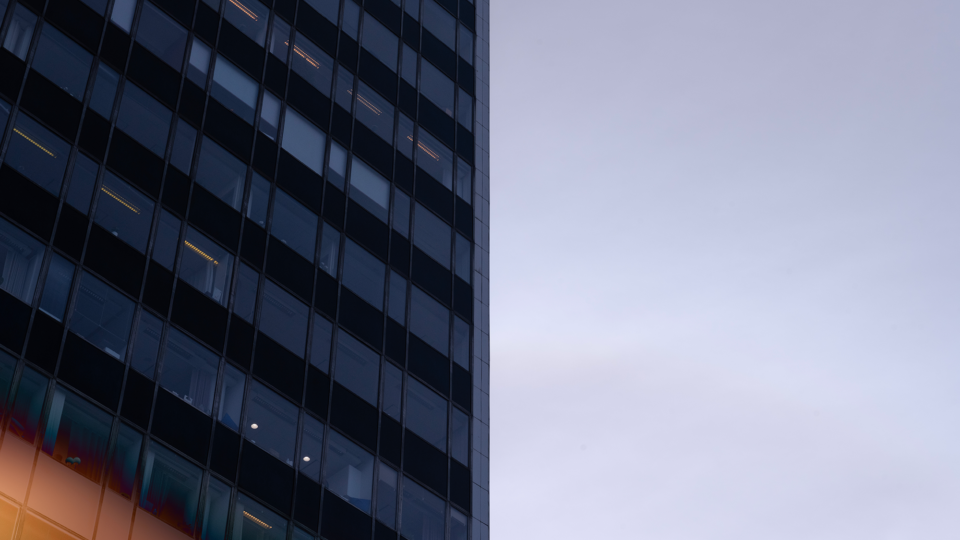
[293,45,320,69]
[101,186,142,214]
[229,0,258,20]
[184,240,219,265]
[13,128,56,158]
[243,511,272,529]
[302,456,311,462]
[250,423,259,429]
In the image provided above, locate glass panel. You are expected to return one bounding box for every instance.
[171,119,198,173]
[2,6,36,60]
[0,217,44,304]
[387,271,406,324]
[381,362,401,421]
[196,137,246,210]
[335,332,380,406]
[400,44,417,85]
[78,0,108,15]
[42,387,112,483]
[271,190,318,261]
[0,99,9,141]
[401,478,445,540]
[117,83,172,156]
[397,113,414,159]
[458,24,473,62]
[362,16,398,70]
[181,227,234,306]
[39,255,75,322]
[106,423,142,498]
[247,172,270,227]
[416,129,454,188]
[392,188,410,237]
[355,83,394,143]
[260,91,282,140]
[187,37,211,86]
[334,68,354,111]
[90,63,121,118]
[457,87,472,130]
[131,311,163,379]
[455,233,470,281]
[8,368,48,444]
[450,508,468,540]
[327,141,347,189]
[342,240,384,309]
[6,113,71,195]
[159,329,220,414]
[291,32,334,96]
[245,381,298,465]
[281,108,326,174]
[406,378,446,451]
[260,280,308,357]
[455,159,471,202]
[218,363,245,431]
[451,407,468,464]
[309,314,333,372]
[324,430,374,513]
[423,0,454,49]
[303,0,338,24]
[403,0,419,20]
[233,493,286,540]
[111,0,136,31]
[70,272,135,361]
[414,204,450,268]
[66,153,99,213]
[95,172,155,253]
[33,26,93,100]
[342,1,360,38]
[140,443,203,536]
[269,17,291,62]
[223,0,269,45]
[410,287,448,355]
[211,56,258,122]
[233,263,259,323]
[153,209,181,270]
[452,316,469,370]
[292,528,312,540]
[299,414,324,481]
[420,61,455,117]
[349,157,389,221]
[318,223,340,276]
[201,477,231,540]
[376,463,398,527]
[0,351,16,422]
[136,2,188,69]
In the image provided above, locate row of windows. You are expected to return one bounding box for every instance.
[0,352,469,539]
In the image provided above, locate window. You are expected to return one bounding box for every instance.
[376,463,398,527]
[299,414,324,481]
[94,172,156,253]
[455,159,472,202]
[404,0,419,20]
[117,83,172,156]
[291,32,334,96]
[318,223,340,276]
[70,272,135,361]
[281,108,326,175]
[201,478,231,540]
[355,83,394,143]
[271,189,318,261]
[416,129,454,189]
[260,280,308,357]
[335,68,354,111]
[393,188,411,237]
[139,443,203,536]
[451,407,468,464]
[180,227,234,306]
[327,141,348,189]
[455,233,471,280]
[7,367,48,444]
[0,99,9,140]
[106,424,142,498]
[452,316,469,370]
[41,387,112,483]
[152,210,181,270]
[131,311,163,378]
[233,263,259,323]
[78,0,108,15]
[0,217,45,304]
[451,509,468,540]
[381,362,402,421]
[342,239,384,309]
[458,24,473,63]
[0,351,16,422]
[420,61,455,117]
[32,26,93,100]
[196,137,246,210]
[362,15,398,70]
[423,0,455,49]
[410,287,448,354]
[246,172,270,227]
[90,64,121,117]
[342,1,360,38]
[136,2,188,69]
[414,204,451,268]
[269,17,291,62]
[335,332,380,406]
[66,154,99,213]
[211,56,259,122]
[405,378,446,451]
[401,478,445,540]
[233,494,286,540]
[400,44,417,85]
[309,314,333,372]
[110,0,136,31]
[218,364,245,430]
[187,38,211,86]
[324,430,374,513]
[159,329,219,414]
[388,271,406,324]
[3,6,36,60]
[397,113,415,159]
[39,254,76,322]
[170,119,198,173]
[458,87,472,130]
[303,0,339,24]
[5,113,71,195]
[260,91,281,140]
[223,0,269,46]
[349,157,390,221]
[245,381,298,465]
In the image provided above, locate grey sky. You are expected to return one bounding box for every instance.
[490,0,960,538]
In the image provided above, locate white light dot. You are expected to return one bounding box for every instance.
[303,456,311,462]
[250,423,259,429]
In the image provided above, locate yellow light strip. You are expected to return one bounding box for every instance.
[243,511,272,529]
[100,186,141,214]
[14,128,56,158]
[229,0,258,20]
[356,94,381,115]
[417,141,441,161]
[293,45,320,68]
[184,241,219,265]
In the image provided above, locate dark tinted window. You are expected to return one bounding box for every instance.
[196,137,246,210]
[361,15,398,70]
[159,328,219,414]
[271,190,318,261]
[41,387,113,483]
[410,287,449,354]
[342,239,385,309]
[405,378,447,451]
[90,64,121,118]
[32,26,93,100]
[291,32,334,96]
[94,172,156,253]
[116,83,172,156]
[70,272,135,361]
[38,254,76,322]
[136,2,188,69]
[414,204,451,268]
[223,0,269,45]
[0,217,45,304]
[66,154,99,213]
[355,83,395,143]
[180,227,234,306]
[245,381,298,465]
[260,280,308,357]
[5,113,71,195]
[335,332,380,406]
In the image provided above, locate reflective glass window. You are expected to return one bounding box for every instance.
[414,204,450,268]
[5,113,71,195]
[393,188,411,237]
[404,0,419,20]
[410,287,448,354]
[458,87,472,130]
[376,463,398,527]
[381,362,401,421]
[397,113,414,159]
[90,64,121,118]
[272,189,318,261]
[233,494,286,540]
[78,0,108,15]
[355,83,394,143]
[406,378,446,450]
[362,15,398,70]
[136,2,188,69]
[181,227,234,306]
[303,0,339,24]
[452,316,469,370]
[387,271,406,324]
[111,0,136,31]
[7,367,48,444]
[342,1,360,38]
[70,272,135,361]
[291,32,334,95]
[202,478,231,540]
[401,478,445,540]
[152,209,181,270]
[400,44,417,85]
[245,381,298,465]
[95,172,155,253]
[327,141,348,189]
[131,311,163,378]
[455,159,471,202]
[0,351,16,422]
[416,129,454,189]
[455,233,471,281]
[2,6,36,60]
[342,239,384,309]
[33,26,92,100]
[309,314,333,372]
[423,0,455,49]
[324,430,374,513]
[212,56,259,122]
[66,154,99,213]
[293,528,312,540]
[260,91,282,140]
[234,263,259,323]
[39,254,75,322]
[299,414,324,481]
[335,68,354,111]
[349,157,390,221]
[223,0,269,45]
[117,83,172,156]
[451,407,468,464]
[450,508,468,540]
[269,17,291,62]
[106,424,142,498]
[247,172,271,227]
[318,223,340,276]
[159,328,220,414]
[187,37,211,86]
[335,332,380,406]
[281,108,326,174]
[260,280,308,357]
[218,364,245,431]
[140,443,202,536]
[0,217,44,304]
[170,119,198,173]
[458,24,473,63]
[420,61,454,117]
[42,387,112,483]
[196,137,246,210]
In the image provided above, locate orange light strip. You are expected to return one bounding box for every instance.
[229,0,258,20]
[243,511,272,529]
[184,240,219,265]
[13,128,56,158]
[417,141,441,161]
[100,186,141,214]
[356,94,381,115]
[293,45,320,68]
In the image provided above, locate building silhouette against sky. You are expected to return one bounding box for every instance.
[0,0,489,536]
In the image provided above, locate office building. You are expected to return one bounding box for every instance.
[0,0,490,537]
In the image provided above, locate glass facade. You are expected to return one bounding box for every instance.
[0,0,489,538]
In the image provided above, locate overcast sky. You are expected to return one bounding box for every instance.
[489,0,960,538]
